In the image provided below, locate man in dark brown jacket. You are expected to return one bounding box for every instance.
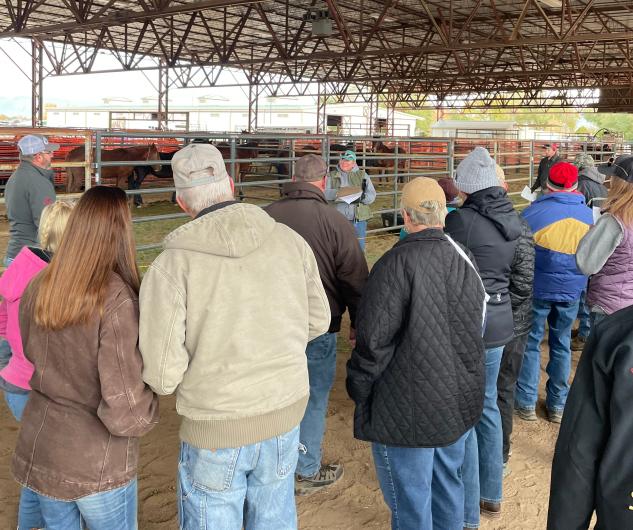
[266,153,369,495]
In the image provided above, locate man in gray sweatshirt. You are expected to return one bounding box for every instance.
[4,135,58,266]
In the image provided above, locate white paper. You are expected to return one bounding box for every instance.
[521,186,538,203]
[592,206,602,223]
[336,191,363,204]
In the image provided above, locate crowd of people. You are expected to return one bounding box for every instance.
[1,134,632,530]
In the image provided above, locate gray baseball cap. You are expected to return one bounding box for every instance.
[295,154,327,182]
[171,143,230,188]
[18,135,59,156]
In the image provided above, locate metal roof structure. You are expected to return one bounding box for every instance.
[2,0,633,126]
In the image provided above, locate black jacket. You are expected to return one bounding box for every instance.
[532,153,561,192]
[265,182,368,332]
[445,187,522,348]
[547,306,633,530]
[509,218,535,337]
[346,229,486,447]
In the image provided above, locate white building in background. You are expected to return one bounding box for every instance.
[45,98,419,136]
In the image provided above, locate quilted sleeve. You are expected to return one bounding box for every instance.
[346,253,408,403]
[509,219,535,310]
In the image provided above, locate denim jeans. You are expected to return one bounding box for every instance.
[463,346,504,528]
[590,311,606,328]
[37,479,137,530]
[5,391,45,530]
[296,332,337,477]
[0,337,12,370]
[516,298,580,413]
[577,290,591,339]
[497,334,529,462]
[353,220,367,251]
[178,426,300,530]
[372,431,468,530]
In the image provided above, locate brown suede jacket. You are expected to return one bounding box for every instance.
[12,273,159,501]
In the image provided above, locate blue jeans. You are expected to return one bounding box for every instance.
[516,298,580,413]
[372,431,468,530]
[37,479,137,530]
[353,220,367,251]
[0,337,12,370]
[296,332,337,477]
[463,346,504,528]
[577,290,591,339]
[5,391,45,530]
[178,426,300,530]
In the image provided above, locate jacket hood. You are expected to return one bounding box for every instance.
[578,165,606,185]
[281,181,328,203]
[0,246,49,302]
[464,187,522,241]
[164,203,277,258]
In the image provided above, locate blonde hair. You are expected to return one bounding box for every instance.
[39,200,75,253]
[604,176,633,227]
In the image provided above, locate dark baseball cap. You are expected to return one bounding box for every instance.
[295,154,327,181]
[603,154,633,183]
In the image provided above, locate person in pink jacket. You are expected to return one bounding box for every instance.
[0,200,74,530]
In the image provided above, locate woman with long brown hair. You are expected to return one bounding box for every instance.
[12,186,158,530]
[576,155,633,327]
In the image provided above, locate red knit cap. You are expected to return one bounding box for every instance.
[547,161,578,192]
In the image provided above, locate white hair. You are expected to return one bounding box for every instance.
[176,179,234,215]
[401,199,448,227]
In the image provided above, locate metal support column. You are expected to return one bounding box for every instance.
[31,39,43,127]
[158,61,169,130]
[248,83,260,132]
[385,103,395,136]
[317,84,327,134]
[369,94,380,135]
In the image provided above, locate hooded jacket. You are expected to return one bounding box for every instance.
[547,306,633,530]
[4,161,56,261]
[12,273,159,501]
[0,246,50,390]
[577,166,608,207]
[139,202,331,450]
[445,187,522,348]
[265,182,368,332]
[522,192,592,302]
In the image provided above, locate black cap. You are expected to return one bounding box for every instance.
[603,154,633,182]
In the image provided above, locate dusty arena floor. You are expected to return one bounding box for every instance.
[0,200,569,529]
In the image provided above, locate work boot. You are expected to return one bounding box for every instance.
[480,500,501,518]
[571,335,587,351]
[514,405,537,422]
[295,463,344,496]
[547,409,563,424]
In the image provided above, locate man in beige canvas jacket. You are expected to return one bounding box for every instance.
[139,143,330,530]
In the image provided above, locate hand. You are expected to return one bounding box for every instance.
[349,327,356,349]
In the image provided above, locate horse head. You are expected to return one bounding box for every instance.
[148,144,161,172]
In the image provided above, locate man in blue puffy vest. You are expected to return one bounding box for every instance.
[515,161,592,424]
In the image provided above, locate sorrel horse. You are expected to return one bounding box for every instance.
[65,145,161,198]
[367,140,409,181]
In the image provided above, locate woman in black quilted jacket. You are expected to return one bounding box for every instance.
[347,177,487,530]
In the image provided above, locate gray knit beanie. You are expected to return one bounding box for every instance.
[455,147,500,194]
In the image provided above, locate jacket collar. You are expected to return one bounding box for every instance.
[280,181,327,203]
[195,200,239,219]
[394,227,446,248]
[535,191,585,205]
[19,160,54,181]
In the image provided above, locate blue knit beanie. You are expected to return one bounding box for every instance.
[455,147,499,194]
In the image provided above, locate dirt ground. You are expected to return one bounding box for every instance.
[0,206,571,530]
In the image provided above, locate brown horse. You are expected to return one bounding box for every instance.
[65,144,161,194]
[368,140,409,182]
